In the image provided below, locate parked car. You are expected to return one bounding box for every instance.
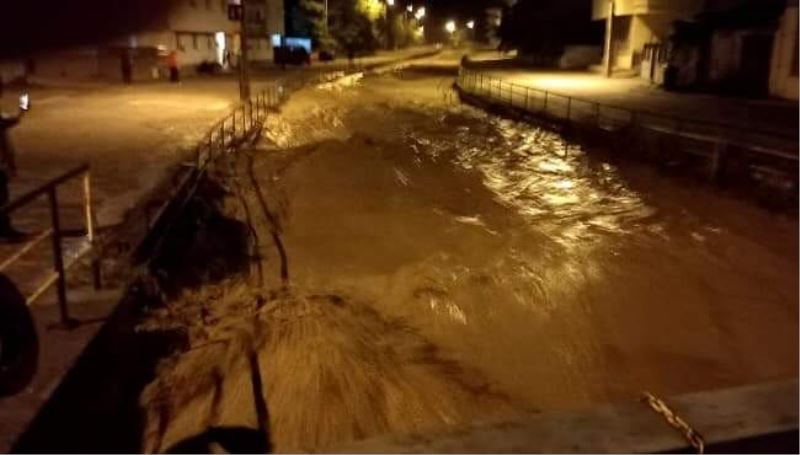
[197,60,223,74]
[319,50,336,62]
[275,46,311,66]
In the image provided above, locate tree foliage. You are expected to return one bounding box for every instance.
[329,0,380,54]
[290,0,334,48]
[499,0,600,57]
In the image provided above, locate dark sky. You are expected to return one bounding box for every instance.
[0,0,166,58]
[428,0,505,21]
[0,0,505,58]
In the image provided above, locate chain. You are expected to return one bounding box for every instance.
[642,391,705,454]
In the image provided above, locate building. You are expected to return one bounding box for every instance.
[768,0,798,99]
[592,0,704,73]
[25,0,284,82]
[661,0,796,100]
[127,0,285,70]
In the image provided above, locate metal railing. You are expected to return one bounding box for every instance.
[194,85,284,170]
[456,67,799,166]
[0,163,100,327]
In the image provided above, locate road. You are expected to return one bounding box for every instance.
[139,71,798,452]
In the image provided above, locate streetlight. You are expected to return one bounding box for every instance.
[466,20,475,29]
[415,6,425,19]
[407,4,413,12]
[445,20,456,33]
[386,0,394,6]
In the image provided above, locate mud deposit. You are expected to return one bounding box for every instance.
[138,73,798,452]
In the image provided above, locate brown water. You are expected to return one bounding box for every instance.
[140,74,798,452]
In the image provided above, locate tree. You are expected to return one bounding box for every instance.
[499,0,601,60]
[290,0,334,49]
[329,0,379,54]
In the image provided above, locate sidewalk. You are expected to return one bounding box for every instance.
[473,62,798,138]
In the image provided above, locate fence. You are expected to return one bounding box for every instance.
[0,163,100,327]
[456,67,799,178]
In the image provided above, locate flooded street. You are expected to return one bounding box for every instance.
[140,72,798,452]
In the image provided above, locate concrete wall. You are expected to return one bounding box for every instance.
[559,45,602,69]
[709,30,741,82]
[593,0,703,20]
[768,5,799,100]
[0,61,25,84]
[603,10,689,70]
[168,0,239,34]
[31,48,100,80]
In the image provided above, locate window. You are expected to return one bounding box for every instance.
[192,34,198,50]
[208,35,214,50]
[177,33,187,52]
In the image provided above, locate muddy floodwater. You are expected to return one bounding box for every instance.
[140,73,799,452]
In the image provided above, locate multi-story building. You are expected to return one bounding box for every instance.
[592,0,703,72]
[27,0,284,81]
[132,0,284,68]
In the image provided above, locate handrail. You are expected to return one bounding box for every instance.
[457,66,799,164]
[0,163,100,328]
[2,163,90,214]
[458,65,798,143]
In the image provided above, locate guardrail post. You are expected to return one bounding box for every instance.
[525,87,530,111]
[709,142,727,181]
[594,102,600,126]
[82,172,101,290]
[543,91,549,115]
[232,110,237,138]
[566,97,572,121]
[48,187,73,328]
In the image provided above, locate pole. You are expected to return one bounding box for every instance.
[603,0,615,78]
[48,188,73,328]
[239,0,252,101]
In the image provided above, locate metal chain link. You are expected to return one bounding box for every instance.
[642,391,705,454]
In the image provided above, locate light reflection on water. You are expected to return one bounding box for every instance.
[267,80,798,413]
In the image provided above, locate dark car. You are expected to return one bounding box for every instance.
[275,46,311,66]
[319,50,336,62]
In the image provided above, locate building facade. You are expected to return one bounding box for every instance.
[768,0,798,99]
[25,0,284,82]
[592,0,703,71]
[132,0,285,70]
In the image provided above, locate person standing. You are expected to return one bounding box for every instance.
[121,49,133,84]
[0,95,25,242]
[168,50,180,83]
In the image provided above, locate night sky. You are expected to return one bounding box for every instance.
[0,0,506,58]
[0,0,167,58]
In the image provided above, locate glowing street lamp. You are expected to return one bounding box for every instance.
[466,20,475,29]
[386,0,395,6]
[415,6,426,19]
[407,4,413,12]
[445,20,456,33]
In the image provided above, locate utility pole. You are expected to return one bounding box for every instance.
[239,0,252,101]
[324,0,329,34]
[603,0,615,78]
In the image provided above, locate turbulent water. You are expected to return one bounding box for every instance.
[140,73,798,452]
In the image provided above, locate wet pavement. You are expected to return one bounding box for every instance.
[140,72,798,452]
